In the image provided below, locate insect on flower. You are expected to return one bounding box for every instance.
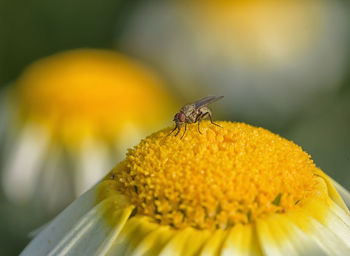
[169,95,224,138]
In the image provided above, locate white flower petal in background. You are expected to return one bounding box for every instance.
[39,146,75,213]
[2,124,50,203]
[75,137,112,196]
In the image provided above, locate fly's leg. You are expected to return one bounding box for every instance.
[208,112,222,128]
[181,123,187,139]
[197,118,202,134]
[167,126,178,137]
[175,126,181,137]
[197,112,208,134]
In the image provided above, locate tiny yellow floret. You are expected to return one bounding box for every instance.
[98,121,328,230]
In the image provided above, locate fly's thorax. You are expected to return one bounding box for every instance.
[180,104,196,116]
[182,104,200,123]
[199,106,211,116]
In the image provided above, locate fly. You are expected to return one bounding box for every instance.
[168,95,224,139]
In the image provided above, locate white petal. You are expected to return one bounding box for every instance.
[328,199,350,228]
[28,222,51,239]
[287,208,350,255]
[74,137,112,196]
[323,210,350,249]
[44,203,132,256]
[331,178,350,210]
[257,214,326,256]
[20,185,97,255]
[2,124,50,203]
[303,199,350,249]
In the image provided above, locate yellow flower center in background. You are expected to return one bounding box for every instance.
[99,121,327,230]
[14,49,175,144]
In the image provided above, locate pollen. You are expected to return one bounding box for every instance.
[99,121,328,230]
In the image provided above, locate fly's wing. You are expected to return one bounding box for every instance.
[194,96,224,109]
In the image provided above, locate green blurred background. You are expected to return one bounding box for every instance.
[0,0,349,255]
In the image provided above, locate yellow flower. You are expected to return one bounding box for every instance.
[1,49,176,212]
[22,121,350,255]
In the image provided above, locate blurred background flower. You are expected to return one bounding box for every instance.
[1,49,176,211]
[119,0,349,128]
[0,0,349,255]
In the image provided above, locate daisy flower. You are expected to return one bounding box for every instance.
[21,121,350,255]
[1,49,176,213]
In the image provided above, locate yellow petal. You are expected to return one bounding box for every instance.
[159,228,208,256]
[106,216,158,255]
[222,224,261,256]
[95,205,134,255]
[129,225,173,256]
[199,229,226,256]
[313,169,349,212]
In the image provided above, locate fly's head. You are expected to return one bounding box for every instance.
[174,112,186,129]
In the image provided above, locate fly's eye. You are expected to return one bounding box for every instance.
[178,112,186,122]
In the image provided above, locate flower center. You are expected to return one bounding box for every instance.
[100,121,327,230]
[14,49,175,143]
